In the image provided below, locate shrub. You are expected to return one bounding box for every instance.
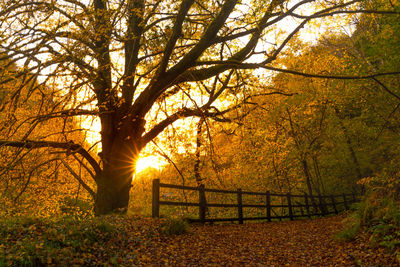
[59,196,93,218]
[338,167,400,251]
[161,217,189,236]
[336,212,361,241]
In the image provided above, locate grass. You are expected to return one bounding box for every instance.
[161,216,189,236]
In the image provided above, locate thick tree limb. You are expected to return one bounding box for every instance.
[166,0,238,75]
[132,0,238,118]
[142,87,297,145]
[0,140,101,177]
[212,0,313,45]
[122,0,145,105]
[141,109,193,145]
[187,60,400,80]
[174,1,399,84]
[158,0,195,74]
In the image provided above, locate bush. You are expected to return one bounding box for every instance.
[336,212,361,241]
[59,196,93,218]
[161,217,189,236]
[338,164,400,251]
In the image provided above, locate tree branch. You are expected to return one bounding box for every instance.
[33,109,100,121]
[61,159,96,199]
[122,0,145,105]
[132,0,238,118]
[158,0,195,74]
[141,109,192,145]
[0,140,101,178]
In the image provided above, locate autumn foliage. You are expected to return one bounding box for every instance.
[0,0,400,264]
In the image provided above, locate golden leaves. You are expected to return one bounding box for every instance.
[0,214,397,266]
[135,215,396,266]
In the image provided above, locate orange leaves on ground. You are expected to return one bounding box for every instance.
[1,215,397,266]
[135,215,397,266]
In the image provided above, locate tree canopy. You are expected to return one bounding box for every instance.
[0,0,399,215]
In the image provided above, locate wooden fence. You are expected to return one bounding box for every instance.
[152,179,360,224]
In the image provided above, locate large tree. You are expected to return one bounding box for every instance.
[0,0,398,214]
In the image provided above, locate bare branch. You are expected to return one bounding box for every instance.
[33,109,100,121]
[61,159,96,199]
[0,140,101,177]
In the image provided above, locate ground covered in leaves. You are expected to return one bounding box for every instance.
[0,215,397,266]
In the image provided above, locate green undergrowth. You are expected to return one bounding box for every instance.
[0,212,189,266]
[338,196,400,255]
[161,216,189,236]
[337,173,400,256]
[0,216,118,266]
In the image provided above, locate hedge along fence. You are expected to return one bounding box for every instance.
[152,179,360,224]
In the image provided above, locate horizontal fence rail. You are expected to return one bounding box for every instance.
[152,179,360,224]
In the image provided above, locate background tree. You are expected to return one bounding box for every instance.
[0,54,95,217]
[188,0,400,204]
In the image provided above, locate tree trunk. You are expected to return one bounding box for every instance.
[333,106,363,193]
[194,119,209,215]
[94,113,145,215]
[334,109,362,181]
[302,159,319,212]
[94,166,134,215]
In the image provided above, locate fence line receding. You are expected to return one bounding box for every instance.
[152,179,359,224]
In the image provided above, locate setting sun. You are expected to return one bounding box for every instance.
[135,155,166,174]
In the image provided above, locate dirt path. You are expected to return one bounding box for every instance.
[134,216,397,266]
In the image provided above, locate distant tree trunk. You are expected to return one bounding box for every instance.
[302,159,313,196]
[312,155,326,194]
[333,106,363,192]
[286,108,318,209]
[194,118,204,185]
[194,118,208,214]
[301,158,320,211]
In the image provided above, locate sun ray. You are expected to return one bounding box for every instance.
[135,155,166,174]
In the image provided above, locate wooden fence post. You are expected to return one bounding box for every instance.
[152,179,160,218]
[304,193,311,218]
[266,191,271,222]
[237,189,243,224]
[287,193,293,221]
[343,193,349,210]
[199,184,206,223]
[330,195,338,214]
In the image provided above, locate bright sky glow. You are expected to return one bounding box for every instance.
[135,155,167,174]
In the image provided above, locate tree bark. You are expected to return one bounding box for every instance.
[94,113,146,215]
[94,168,133,215]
